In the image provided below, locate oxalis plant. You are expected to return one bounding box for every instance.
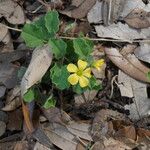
[21,10,104,109]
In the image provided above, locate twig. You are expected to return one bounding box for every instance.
[1,24,22,32]
[58,35,150,43]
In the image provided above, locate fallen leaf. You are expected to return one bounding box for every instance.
[120,0,149,17]
[43,123,78,150]
[124,9,150,29]
[0,141,17,150]
[0,121,6,136]
[137,128,150,138]
[14,141,29,150]
[60,0,96,19]
[95,23,150,41]
[87,1,103,23]
[34,142,52,150]
[0,0,25,24]
[7,109,23,131]
[5,86,21,104]
[91,109,126,141]
[0,86,6,98]
[0,23,8,41]
[67,121,93,141]
[21,45,53,96]
[104,45,150,83]
[134,43,150,63]
[102,0,125,25]
[0,50,27,89]
[42,107,71,125]
[1,97,21,111]
[118,70,150,120]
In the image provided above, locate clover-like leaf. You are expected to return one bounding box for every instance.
[43,95,56,109]
[23,88,35,103]
[48,39,67,59]
[50,64,70,90]
[45,11,60,34]
[73,38,94,59]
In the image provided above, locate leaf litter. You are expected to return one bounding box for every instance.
[0,0,150,149]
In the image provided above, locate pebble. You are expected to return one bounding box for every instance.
[0,121,6,137]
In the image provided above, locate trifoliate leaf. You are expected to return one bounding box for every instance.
[48,39,67,59]
[21,24,46,48]
[50,64,70,90]
[88,77,102,90]
[23,88,35,103]
[73,38,94,59]
[43,95,56,109]
[45,11,60,34]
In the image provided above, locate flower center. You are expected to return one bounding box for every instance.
[77,70,83,76]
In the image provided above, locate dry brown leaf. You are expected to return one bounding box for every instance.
[43,123,78,150]
[0,121,6,136]
[60,0,96,19]
[95,22,150,41]
[87,1,103,23]
[104,45,150,83]
[14,141,29,150]
[34,142,52,150]
[0,86,6,98]
[7,109,23,131]
[67,121,92,141]
[0,0,25,24]
[137,128,150,137]
[0,23,8,41]
[91,109,126,141]
[1,97,21,111]
[102,0,125,25]
[134,43,150,63]
[118,71,150,120]
[124,9,150,29]
[21,45,53,96]
[5,86,20,104]
[42,107,71,125]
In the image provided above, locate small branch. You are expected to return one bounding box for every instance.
[58,35,150,43]
[1,24,22,32]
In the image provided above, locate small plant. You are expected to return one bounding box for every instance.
[21,11,104,108]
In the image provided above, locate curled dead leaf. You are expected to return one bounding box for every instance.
[104,45,150,83]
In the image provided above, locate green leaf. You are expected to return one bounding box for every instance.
[21,24,46,48]
[73,38,94,59]
[147,71,150,81]
[23,88,35,103]
[48,39,67,59]
[88,77,102,91]
[45,11,60,34]
[73,84,87,94]
[66,40,78,62]
[43,95,56,109]
[50,64,70,90]
[34,16,55,38]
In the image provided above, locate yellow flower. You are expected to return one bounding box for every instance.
[67,60,92,88]
[93,59,104,70]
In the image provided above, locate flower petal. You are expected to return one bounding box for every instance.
[68,74,79,85]
[77,60,87,70]
[83,67,92,78]
[93,59,104,70]
[67,64,78,73]
[79,76,89,87]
